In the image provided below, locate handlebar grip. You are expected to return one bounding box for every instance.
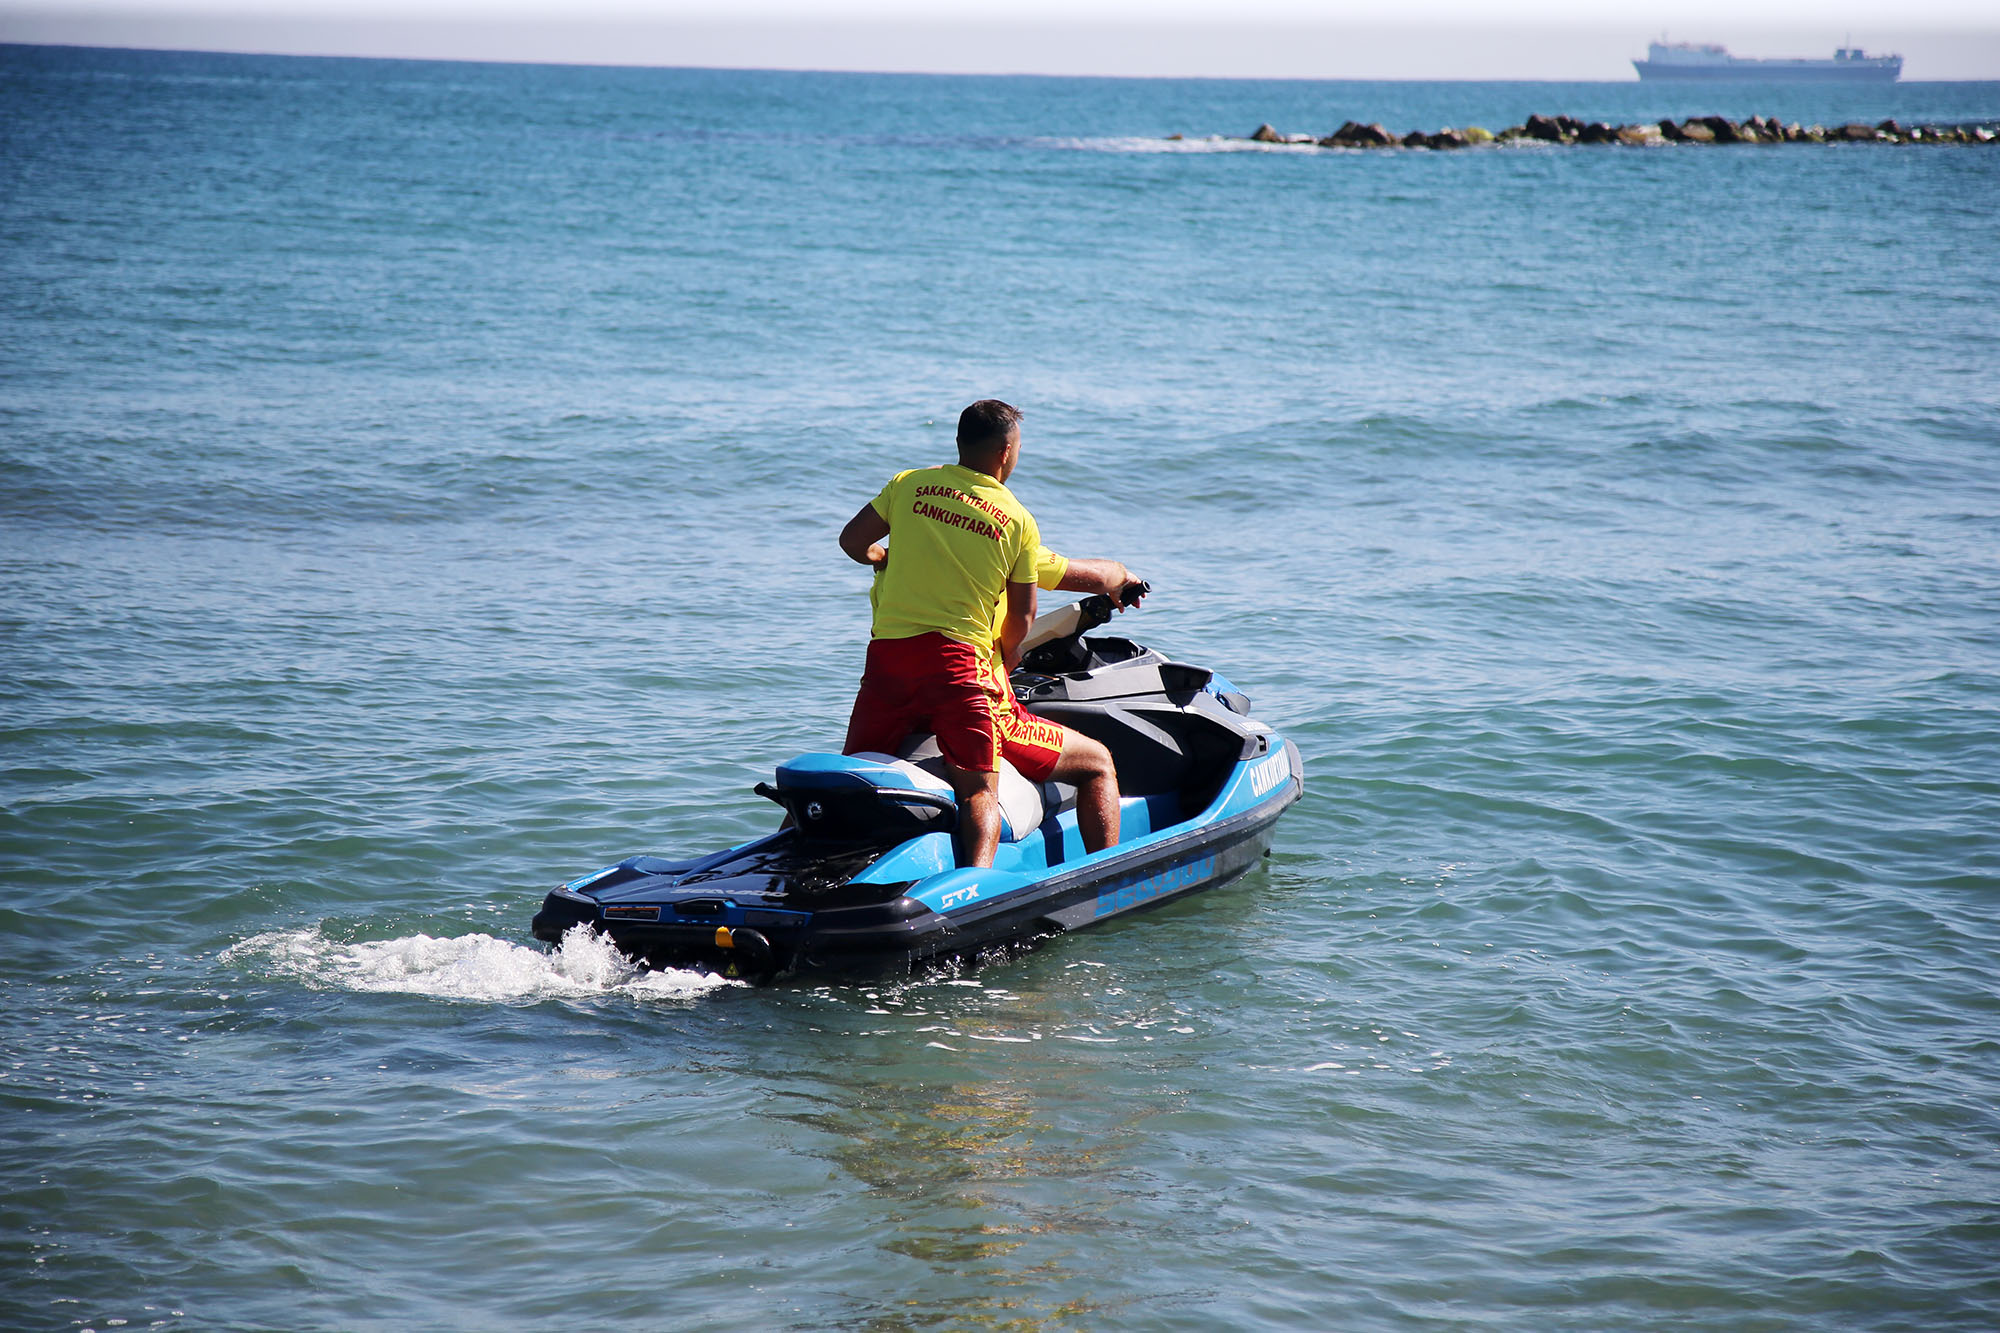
[1118,579,1151,609]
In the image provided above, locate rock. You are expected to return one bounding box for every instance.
[1217,109,1999,152]
[1165,133,1184,141]
[1325,120,1396,147]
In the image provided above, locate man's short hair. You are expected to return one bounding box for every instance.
[957,400,1022,455]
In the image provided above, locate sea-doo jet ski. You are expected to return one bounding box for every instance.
[531,593,1303,982]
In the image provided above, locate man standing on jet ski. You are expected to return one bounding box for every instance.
[838,400,1131,869]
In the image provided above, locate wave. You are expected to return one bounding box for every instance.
[1036,133,1321,154]
[1037,134,1553,155]
[221,923,737,1004]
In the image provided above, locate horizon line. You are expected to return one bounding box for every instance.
[10,38,2000,83]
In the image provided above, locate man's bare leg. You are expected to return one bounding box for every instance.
[1051,732,1119,854]
[944,765,1003,868]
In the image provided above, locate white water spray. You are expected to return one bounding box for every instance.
[222,923,737,1003]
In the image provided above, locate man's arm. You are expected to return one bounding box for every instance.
[999,579,1036,673]
[839,503,891,569]
[1056,557,1145,607]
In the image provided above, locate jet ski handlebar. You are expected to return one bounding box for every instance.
[1020,581,1151,654]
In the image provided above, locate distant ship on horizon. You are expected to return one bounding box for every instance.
[1633,41,1903,83]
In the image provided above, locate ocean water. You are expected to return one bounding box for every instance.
[3,42,1998,1331]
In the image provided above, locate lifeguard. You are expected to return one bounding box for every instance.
[837,400,1123,868]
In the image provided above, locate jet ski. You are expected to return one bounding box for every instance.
[530,593,1304,982]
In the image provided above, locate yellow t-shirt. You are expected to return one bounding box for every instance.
[871,543,1066,671]
[1034,545,1069,592]
[868,464,1041,650]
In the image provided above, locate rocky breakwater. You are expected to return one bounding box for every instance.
[1228,116,1999,150]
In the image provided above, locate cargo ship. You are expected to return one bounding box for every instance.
[1633,41,1902,83]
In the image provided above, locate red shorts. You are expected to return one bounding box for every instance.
[843,632,1069,783]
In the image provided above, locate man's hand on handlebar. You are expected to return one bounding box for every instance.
[1056,557,1147,611]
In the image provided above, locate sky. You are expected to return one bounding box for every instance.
[3,0,1999,79]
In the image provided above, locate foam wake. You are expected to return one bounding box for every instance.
[1042,134,1315,155]
[222,923,737,1003]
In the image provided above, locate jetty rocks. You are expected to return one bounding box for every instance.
[1224,116,1998,150]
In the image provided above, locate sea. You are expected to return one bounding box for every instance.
[2,41,1997,1332]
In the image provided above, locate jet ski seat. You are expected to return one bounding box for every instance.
[881,734,1078,840]
[770,736,1072,843]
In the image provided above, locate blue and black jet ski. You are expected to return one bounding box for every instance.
[530,594,1303,982]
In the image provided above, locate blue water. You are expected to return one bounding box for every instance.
[3,43,1999,1331]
